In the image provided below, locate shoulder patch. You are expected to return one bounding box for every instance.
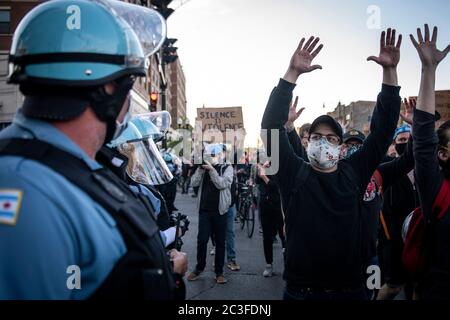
[0,189,23,226]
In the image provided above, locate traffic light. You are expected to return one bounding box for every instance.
[150,0,174,19]
[150,92,158,111]
[162,38,178,64]
[163,45,178,64]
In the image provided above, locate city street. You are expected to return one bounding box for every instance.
[174,192,285,300]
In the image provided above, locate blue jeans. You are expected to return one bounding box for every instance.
[226,205,236,262]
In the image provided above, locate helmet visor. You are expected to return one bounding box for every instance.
[118,138,173,186]
[95,0,166,58]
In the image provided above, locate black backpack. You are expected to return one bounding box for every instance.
[230,173,238,208]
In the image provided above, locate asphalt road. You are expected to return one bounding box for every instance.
[174,191,285,300]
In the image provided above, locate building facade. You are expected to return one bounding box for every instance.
[0,0,43,129]
[0,0,187,130]
[166,57,186,128]
[327,100,376,135]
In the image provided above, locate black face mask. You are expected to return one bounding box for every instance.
[89,76,135,144]
[395,143,407,156]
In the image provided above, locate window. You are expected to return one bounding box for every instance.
[0,9,10,34]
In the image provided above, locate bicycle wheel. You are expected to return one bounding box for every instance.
[246,203,255,238]
[240,203,247,230]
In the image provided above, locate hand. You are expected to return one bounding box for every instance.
[337,119,349,134]
[367,28,402,69]
[410,24,450,70]
[400,97,416,125]
[285,96,305,129]
[170,249,188,276]
[284,36,323,82]
[202,160,213,171]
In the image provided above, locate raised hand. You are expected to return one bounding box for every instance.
[410,24,450,69]
[337,120,349,134]
[288,96,305,123]
[400,97,416,125]
[284,36,323,83]
[367,28,402,69]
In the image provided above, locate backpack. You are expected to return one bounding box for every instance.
[402,179,450,277]
[230,171,238,208]
[216,164,236,208]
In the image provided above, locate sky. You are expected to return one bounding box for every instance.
[167,0,450,146]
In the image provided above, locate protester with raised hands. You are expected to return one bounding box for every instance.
[261,29,402,300]
[408,24,450,300]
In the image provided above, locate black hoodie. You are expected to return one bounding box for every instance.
[261,78,400,289]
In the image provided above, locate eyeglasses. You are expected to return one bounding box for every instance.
[309,133,341,145]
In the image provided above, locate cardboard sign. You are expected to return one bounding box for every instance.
[196,107,244,132]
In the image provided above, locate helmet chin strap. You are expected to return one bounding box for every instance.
[89,76,135,145]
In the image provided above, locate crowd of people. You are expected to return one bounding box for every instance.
[259,25,450,300]
[0,0,449,302]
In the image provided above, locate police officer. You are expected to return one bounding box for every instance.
[0,0,186,299]
[98,113,190,249]
[158,152,181,214]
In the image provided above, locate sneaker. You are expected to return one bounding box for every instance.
[187,271,202,281]
[191,194,198,198]
[227,261,241,271]
[215,275,228,284]
[210,247,215,255]
[263,264,273,277]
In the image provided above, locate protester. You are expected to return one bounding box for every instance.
[0,0,186,299]
[299,123,311,149]
[158,152,181,213]
[226,158,241,271]
[409,24,450,300]
[187,144,233,284]
[262,29,402,300]
[377,120,417,300]
[286,95,417,300]
[181,160,193,194]
[256,162,286,277]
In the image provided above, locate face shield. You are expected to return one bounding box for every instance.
[147,111,172,141]
[110,120,173,186]
[95,0,166,59]
[118,138,173,186]
[129,113,165,141]
[128,112,171,142]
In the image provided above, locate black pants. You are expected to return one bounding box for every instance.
[195,210,227,276]
[259,200,285,265]
[283,286,368,300]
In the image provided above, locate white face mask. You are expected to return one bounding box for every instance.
[306,138,340,169]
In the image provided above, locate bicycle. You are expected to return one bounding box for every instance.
[237,183,256,238]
